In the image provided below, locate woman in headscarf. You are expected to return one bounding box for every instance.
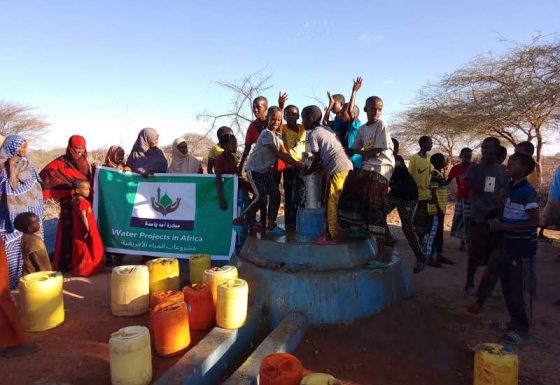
[167,137,203,174]
[0,135,44,289]
[103,145,131,172]
[126,128,168,176]
[40,135,91,272]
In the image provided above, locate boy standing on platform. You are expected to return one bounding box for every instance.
[281,105,306,229]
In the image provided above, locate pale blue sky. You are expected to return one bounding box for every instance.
[1,0,559,152]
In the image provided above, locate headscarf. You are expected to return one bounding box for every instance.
[103,145,126,169]
[167,138,201,174]
[65,135,91,179]
[0,135,33,183]
[126,127,168,174]
[130,127,159,154]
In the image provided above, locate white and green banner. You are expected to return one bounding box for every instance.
[93,167,237,260]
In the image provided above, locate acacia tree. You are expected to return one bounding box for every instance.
[197,71,273,142]
[0,101,49,139]
[400,38,560,170]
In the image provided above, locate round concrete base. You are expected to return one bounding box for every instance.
[236,236,412,325]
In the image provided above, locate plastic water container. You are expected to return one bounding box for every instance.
[216,278,248,329]
[296,208,325,242]
[183,283,215,331]
[145,258,180,294]
[150,290,184,308]
[474,343,518,385]
[149,301,190,357]
[111,265,150,316]
[202,265,238,306]
[259,353,303,385]
[189,254,211,284]
[109,326,152,385]
[300,373,342,385]
[18,271,64,332]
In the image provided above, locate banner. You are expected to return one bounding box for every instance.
[93,167,237,260]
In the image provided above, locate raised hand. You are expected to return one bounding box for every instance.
[352,77,363,92]
[327,91,335,107]
[278,92,288,109]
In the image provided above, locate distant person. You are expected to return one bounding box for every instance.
[384,138,427,273]
[348,94,394,257]
[14,213,51,275]
[514,141,540,192]
[447,147,473,251]
[234,106,301,233]
[425,153,453,265]
[103,145,131,172]
[463,137,509,296]
[207,126,235,174]
[302,105,353,245]
[497,145,508,166]
[281,105,306,229]
[0,135,44,289]
[168,137,203,174]
[71,180,104,277]
[541,165,560,231]
[409,136,433,245]
[126,127,168,176]
[473,154,538,345]
[41,135,91,272]
[1,238,37,357]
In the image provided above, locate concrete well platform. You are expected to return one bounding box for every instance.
[236,234,412,326]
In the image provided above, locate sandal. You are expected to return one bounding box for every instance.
[502,330,534,345]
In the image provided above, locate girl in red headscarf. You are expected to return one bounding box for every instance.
[40,135,92,272]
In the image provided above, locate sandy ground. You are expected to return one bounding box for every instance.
[3,219,560,385]
[294,226,560,385]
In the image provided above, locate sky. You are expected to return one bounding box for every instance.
[1,0,559,153]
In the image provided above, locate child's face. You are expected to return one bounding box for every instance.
[253,100,268,121]
[337,103,351,122]
[27,216,41,234]
[284,107,300,125]
[421,138,433,152]
[302,115,314,130]
[332,101,344,114]
[461,151,472,164]
[74,147,86,157]
[177,142,189,155]
[267,111,283,132]
[77,182,91,198]
[364,100,383,123]
[506,157,524,179]
[226,137,237,154]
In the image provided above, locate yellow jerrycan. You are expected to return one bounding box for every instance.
[146,258,180,293]
[300,373,343,385]
[189,254,211,284]
[109,325,152,385]
[111,265,150,316]
[203,265,238,306]
[216,278,248,329]
[18,271,64,332]
[474,343,518,385]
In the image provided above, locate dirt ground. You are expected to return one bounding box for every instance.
[3,216,560,385]
[3,256,206,385]
[294,224,560,385]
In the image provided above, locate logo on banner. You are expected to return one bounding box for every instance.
[131,182,196,230]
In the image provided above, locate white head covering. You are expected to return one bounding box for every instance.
[167,137,201,174]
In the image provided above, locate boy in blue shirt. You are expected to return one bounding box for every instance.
[487,153,538,344]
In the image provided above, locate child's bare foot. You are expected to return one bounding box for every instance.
[0,344,38,358]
